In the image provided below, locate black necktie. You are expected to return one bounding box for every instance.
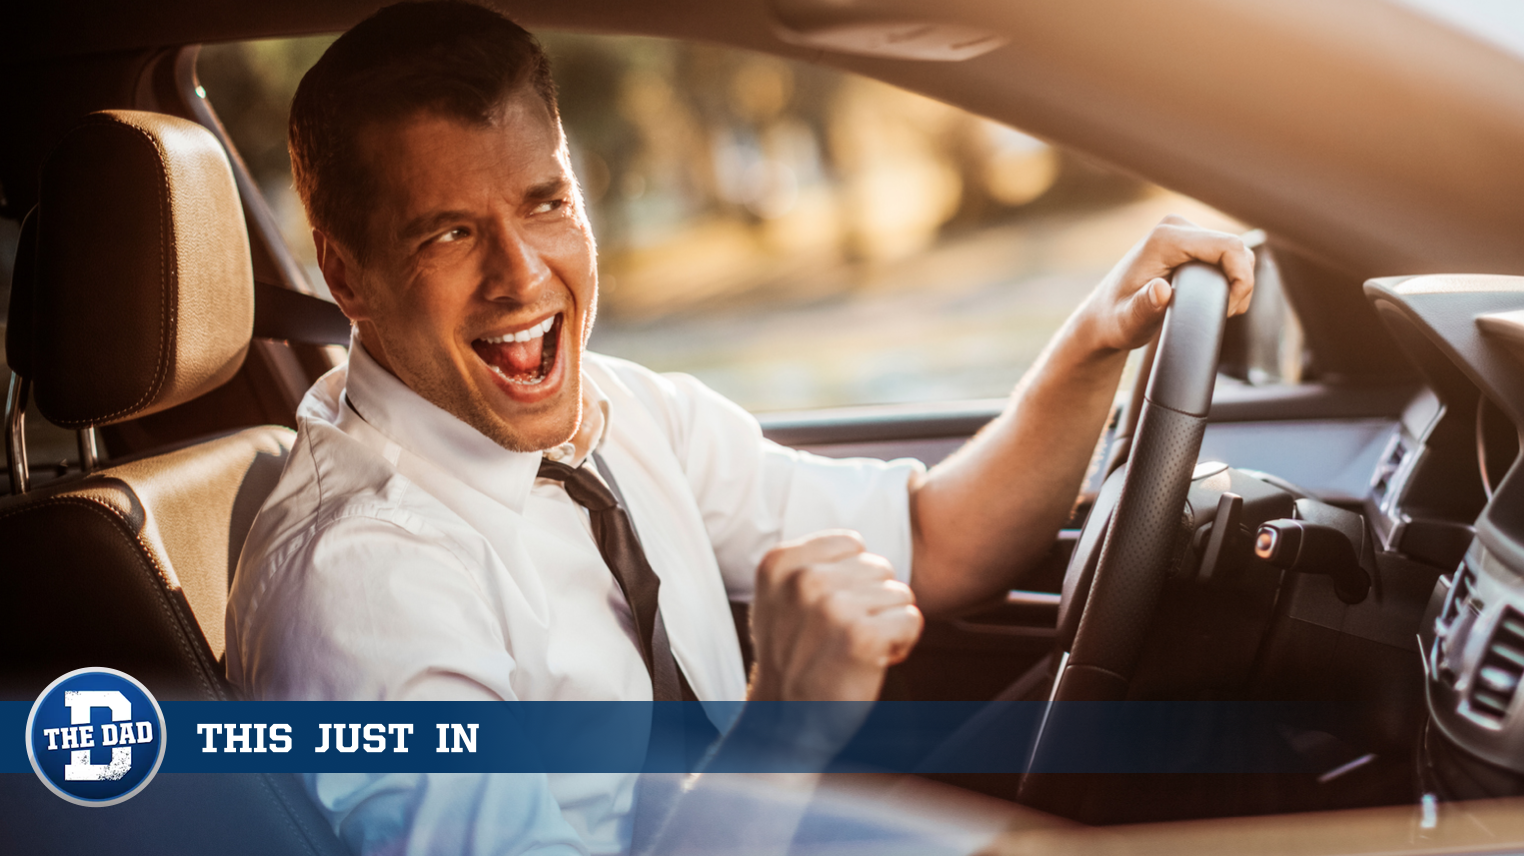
[540,456,721,851]
[537,457,690,702]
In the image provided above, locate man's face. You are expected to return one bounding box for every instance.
[326,93,597,452]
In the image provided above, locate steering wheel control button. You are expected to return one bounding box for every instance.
[25,667,167,807]
[1254,519,1371,604]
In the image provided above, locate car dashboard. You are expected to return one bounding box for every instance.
[1360,274,1524,800]
[755,269,1524,823]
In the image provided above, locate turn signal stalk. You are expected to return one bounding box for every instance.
[1255,519,1371,604]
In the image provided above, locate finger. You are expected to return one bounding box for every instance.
[1228,286,1252,316]
[824,578,915,617]
[837,602,922,667]
[1222,242,1255,300]
[816,552,896,585]
[1151,226,1255,295]
[789,553,896,606]
[1158,213,1196,228]
[761,530,866,584]
[865,604,923,665]
[865,579,915,613]
[1147,277,1172,310]
[1124,277,1171,335]
[781,529,866,561]
[1226,247,1257,316]
[814,581,914,652]
[1152,228,1256,317]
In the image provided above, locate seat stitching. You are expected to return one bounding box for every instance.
[58,117,175,424]
[0,495,223,699]
[4,495,328,848]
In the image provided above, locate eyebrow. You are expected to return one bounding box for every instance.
[524,177,571,205]
[396,178,572,245]
[399,210,473,244]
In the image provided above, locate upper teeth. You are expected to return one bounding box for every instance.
[482,316,555,345]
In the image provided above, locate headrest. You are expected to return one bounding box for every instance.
[10,110,254,428]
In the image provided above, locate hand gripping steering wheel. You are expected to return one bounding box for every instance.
[1017,262,1229,813]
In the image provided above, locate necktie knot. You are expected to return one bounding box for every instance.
[538,458,617,511]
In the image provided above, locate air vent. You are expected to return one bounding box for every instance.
[1370,436,1408,503]
[1435,565,1479,686]
[1468,608,1524,724]
[1442,564,1478,627]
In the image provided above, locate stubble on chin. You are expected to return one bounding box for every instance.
[474,386,583,454]
[450,369,583,454]
[383,350,582,456]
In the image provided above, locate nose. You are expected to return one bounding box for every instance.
[480,219,552,305]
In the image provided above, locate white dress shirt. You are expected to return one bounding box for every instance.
[225,342,923,855]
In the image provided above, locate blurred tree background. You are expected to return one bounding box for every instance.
[198,32,1239,411]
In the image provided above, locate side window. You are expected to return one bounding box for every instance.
[197,33,1301,414]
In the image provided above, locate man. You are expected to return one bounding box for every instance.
[226,2,1255,853]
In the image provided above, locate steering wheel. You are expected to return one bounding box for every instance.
[1017,262,1229,813]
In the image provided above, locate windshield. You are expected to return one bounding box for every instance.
[198,33,1246,414]
[1390,0,1524,58]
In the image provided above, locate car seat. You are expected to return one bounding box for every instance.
[0,110,348,856]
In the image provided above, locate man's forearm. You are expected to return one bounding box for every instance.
[908,315,1129,616]
[905,218,1256,617]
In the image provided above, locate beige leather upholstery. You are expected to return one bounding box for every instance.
[0,427,293,698]
[1,109,347,856]
[28,110,253,428]
[0,110,281,695]
[93,426,293,660]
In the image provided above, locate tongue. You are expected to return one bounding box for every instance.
[476,336,544,377]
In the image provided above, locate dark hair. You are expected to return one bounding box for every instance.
[288,0,559,257]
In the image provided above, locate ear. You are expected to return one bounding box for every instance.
[313,228,370,322]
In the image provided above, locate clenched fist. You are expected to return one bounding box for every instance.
[747,530,923,702]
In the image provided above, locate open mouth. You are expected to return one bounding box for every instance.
[471,313,563,387]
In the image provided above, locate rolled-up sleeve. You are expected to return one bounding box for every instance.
[656,371,924,602]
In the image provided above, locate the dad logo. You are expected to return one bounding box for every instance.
[26,667,166,806]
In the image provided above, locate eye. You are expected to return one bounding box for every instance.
[434,227,470,244]
[530,199,567,216]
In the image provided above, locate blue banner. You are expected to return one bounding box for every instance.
[5,700,1351,775]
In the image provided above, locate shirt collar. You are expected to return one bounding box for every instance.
[340,336,610,513]
[545,371,609,469]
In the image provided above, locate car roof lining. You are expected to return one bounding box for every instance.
[7,0,1524,284]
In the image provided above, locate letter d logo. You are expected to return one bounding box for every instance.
[26,668,166,806]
